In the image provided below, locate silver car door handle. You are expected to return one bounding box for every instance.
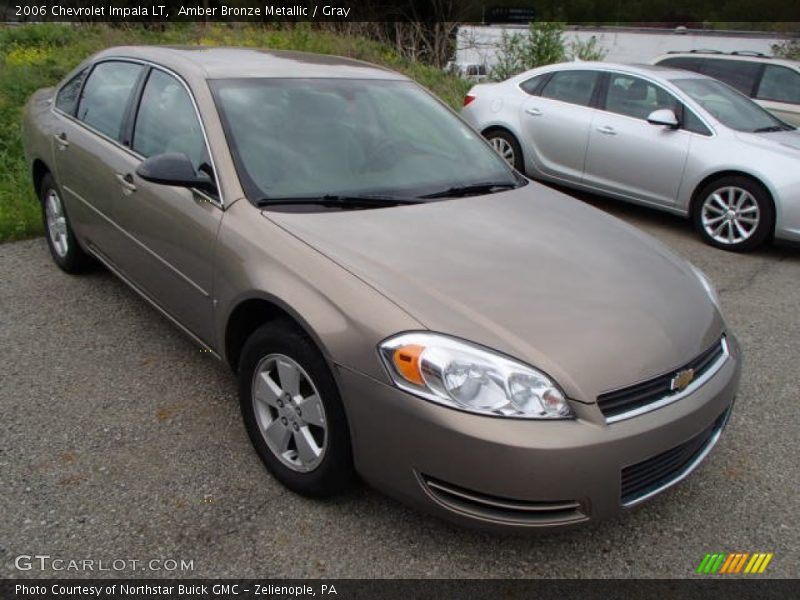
[115,172,137,193]
[525,107,542,116]
[596,125,617,135]
[54,132,69,149]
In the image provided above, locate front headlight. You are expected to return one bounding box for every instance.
[690,264,720,308]
[379,332,572,419]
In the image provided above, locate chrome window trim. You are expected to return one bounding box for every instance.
[606,336,730,424]
[621,404,732,508]
[51,56,225,209]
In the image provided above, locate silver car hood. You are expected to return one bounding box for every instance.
[266,184,725,402]
[737,129,800,153]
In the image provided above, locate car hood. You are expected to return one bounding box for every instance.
[736,129,800,153]
[265,184,725,402]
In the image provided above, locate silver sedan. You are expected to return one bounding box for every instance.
[462,62,800,251]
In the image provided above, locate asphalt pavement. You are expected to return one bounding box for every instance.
[1,191,798,579]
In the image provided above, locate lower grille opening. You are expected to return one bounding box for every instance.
[621,409,729,506]
[420,475,588,526]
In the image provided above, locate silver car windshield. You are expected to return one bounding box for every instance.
[210,78,519,203]
[673,78,793,133]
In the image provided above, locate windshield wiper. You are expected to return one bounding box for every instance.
[752,125,790,133]
[257,194,421,209]
[419,181,519,199]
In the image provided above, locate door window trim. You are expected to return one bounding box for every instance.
[51,56,225,209]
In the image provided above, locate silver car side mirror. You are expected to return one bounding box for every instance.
[647,109,680,129]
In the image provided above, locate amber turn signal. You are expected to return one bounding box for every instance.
[392,344,425,385]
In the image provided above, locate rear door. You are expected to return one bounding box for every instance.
[51,60,144,253]
[582,72,691,207]
[110,67,222,346]
[519,69,601,183]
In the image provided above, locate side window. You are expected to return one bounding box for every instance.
[756,65,800,104]
[77,61,143,141]
[682,106,712,136]
[604,74,679,120]
[657,56,705,73]
[133,69,210,174]
[701,59,761,96]
[519,73,548,95]
[539,70,600,107]
[55,68,87,116]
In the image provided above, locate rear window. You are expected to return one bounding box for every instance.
[77,61,143,141]
[539,70,600,107]
[756,65,800,104]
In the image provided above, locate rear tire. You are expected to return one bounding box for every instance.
[238,320,356,498]
[40,173,93,273]
[484,129,525,173]
[693,176,773,252]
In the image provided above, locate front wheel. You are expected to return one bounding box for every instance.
[693,176,774,252]
[238,321,356,497]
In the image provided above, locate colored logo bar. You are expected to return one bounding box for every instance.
[697,552,774,574]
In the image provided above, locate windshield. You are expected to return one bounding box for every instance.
[673,78,792,132]
[210,78,520,204]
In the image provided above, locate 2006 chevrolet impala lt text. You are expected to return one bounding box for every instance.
[22,46,741,530]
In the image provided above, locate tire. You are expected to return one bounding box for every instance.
[40,173,93,273]
[485,129,525,173]
[238,320,356,497]
[693,176,774,252]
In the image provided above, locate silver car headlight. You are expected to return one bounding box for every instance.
[379,332,572,419]
[690,264,720,308]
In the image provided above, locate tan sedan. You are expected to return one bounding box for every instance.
[22,46,741,531]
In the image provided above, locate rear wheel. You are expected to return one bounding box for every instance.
[485,129,524,173]
[238,321,356,497]
[693,176,773,252]
[40,173,93,273]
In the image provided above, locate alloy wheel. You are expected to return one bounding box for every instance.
[489,136,515,166]
[45,189,69,258]
[251,353,327,473]
[700,186,760,246]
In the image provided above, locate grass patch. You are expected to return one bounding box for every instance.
[0,23,470,242]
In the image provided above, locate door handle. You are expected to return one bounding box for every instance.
[115,172,137,193]
[596,125,617,135]
[54,132,69,149]
[525,107,543,116]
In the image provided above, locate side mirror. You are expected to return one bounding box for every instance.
[136,153,216,194]
[647,109,680,129]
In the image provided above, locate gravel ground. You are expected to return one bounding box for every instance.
[1,192,798,579]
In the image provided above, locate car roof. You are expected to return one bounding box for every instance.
[654,51,800,69]
[92,45,409,81]
[519,61,709,81]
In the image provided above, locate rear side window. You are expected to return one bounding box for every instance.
[77,61,143,141]
[657,56,705,73]
[701,59,761,95]
[519,74,548,95]
[133,69,209,173]
[757,65,800,104]
[55,69,87,115]
[539,70,600,107]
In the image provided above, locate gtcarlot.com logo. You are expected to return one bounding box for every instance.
[697,552,774,574]
[14,554,194,572]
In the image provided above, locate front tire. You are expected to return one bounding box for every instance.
[693,176,774,252]
[40,173,93,273]
[238,321,356,497]
[485,129,525,173]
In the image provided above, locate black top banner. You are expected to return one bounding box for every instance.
[2,0,800,23]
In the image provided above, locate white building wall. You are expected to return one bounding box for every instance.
[456,25,794,70]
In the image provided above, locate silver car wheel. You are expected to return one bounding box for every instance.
[701,186,760,246]
[251,353,327,473]
[45,189,69,258]
[489,136,515,166]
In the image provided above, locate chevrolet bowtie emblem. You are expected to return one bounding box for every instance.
[671,368,695,392]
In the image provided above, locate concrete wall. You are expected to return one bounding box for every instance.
[456,25,794,70]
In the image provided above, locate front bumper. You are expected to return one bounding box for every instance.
[336,336,742,532]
